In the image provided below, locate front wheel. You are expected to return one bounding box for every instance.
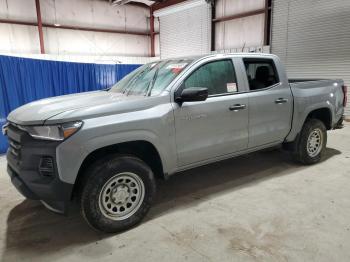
[80,155,156,233]
[292,119,327,165]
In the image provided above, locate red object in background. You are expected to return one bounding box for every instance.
[171,67,183,74]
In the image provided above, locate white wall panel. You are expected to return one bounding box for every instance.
[0,0,150,56]
[43,28,150,56]
[0,24,40,53]
[0,0,37,20]
[155,0,211,59]
[40,0,149,31]
[154,16,160,32]
[215,0,264,17]
[215,0,265,51]
[215,14,264,50]
[271,0,350,115]
[155,34,160,57]
[153,17,160,56]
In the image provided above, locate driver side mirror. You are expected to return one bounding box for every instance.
[175,87,208,104]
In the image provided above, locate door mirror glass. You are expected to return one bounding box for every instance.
[175,87,208,103]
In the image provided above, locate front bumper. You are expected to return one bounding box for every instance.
[6,123,74,214]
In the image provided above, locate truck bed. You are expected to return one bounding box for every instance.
[289,78,327,83]
[289,78,343,90]
[286,78,345,142]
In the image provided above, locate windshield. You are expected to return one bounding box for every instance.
[109,59,193,96]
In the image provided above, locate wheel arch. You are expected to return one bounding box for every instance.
[304,107,332,130]
[285,104,333,142]
[72,140,165,199]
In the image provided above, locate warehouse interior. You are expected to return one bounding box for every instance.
[0,0,349,261]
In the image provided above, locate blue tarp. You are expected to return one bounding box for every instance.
[0,55,141,153]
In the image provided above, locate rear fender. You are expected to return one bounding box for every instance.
[285,102,334,142]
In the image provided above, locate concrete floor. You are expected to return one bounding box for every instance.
[0,125,350,262]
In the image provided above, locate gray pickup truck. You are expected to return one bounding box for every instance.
[2,53,346,232]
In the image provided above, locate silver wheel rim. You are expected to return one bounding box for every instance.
[306,128,323,157]
[98,172,145,221]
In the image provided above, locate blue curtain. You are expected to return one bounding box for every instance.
[0,55,141,153]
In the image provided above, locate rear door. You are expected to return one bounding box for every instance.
[173,58,249,167]
[242,58,293,148]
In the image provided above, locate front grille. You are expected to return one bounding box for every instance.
[9,140,21,157]
[7,124,23,158]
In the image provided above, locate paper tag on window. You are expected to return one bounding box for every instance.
[166,63,188,69]
[227,83,237,92]
[167,63,188,74]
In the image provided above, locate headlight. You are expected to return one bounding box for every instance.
[26,121,82,141]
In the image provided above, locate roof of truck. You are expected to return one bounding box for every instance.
[160,52,277,62]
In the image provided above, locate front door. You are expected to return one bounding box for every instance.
[173,59,249,167]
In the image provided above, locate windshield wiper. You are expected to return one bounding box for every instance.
[122,68,149,95]
[145,66,160,96]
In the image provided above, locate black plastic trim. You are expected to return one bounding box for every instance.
[6,123,74,213]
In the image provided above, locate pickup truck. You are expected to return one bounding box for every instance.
[2,53,346,233]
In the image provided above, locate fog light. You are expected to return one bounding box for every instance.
[39,157,54,177]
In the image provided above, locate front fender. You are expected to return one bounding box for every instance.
[56,129,174,184]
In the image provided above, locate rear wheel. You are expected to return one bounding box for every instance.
[292,119,327,164]
[80,155,156,233]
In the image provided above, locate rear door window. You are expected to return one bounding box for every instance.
[243,59,279,91]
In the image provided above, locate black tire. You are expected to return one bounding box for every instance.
[292,118,327,165]
[80,155,156,233]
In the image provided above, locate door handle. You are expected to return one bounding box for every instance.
[229,104,246,111]
[275,98,288,104]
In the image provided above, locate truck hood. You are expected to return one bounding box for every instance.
[7,91,160,125]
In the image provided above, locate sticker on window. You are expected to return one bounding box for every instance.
[167,63,188,74]
[227,83,237,93]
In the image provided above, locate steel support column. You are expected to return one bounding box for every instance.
[35,0,45,54]
[263,0,269,45]
[150,6,155,57]
[211,0,216,51]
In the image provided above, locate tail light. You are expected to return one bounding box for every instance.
[342,85,348,107]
